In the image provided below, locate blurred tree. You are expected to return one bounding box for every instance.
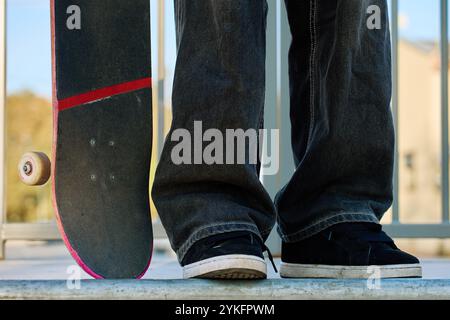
[6,91,53,222]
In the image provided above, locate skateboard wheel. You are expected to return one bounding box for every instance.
[18,152,51,186]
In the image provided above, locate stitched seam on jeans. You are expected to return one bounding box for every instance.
[185,222,260,238]
[279,212,379,241]
[179,223,255,257]
[307,0,317,147]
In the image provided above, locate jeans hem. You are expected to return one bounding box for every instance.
[278,212,380,243]
[176,223,267,263]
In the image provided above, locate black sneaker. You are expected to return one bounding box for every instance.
[182,231,276,279]
[280,223,422,279]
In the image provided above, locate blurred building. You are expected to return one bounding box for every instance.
[394,39,450,256]
[398,40,443,224]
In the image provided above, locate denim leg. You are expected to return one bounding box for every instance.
[152,0,276,262]
[276,0,394,243]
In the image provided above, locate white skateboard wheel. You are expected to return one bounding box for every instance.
[18,152,51,186]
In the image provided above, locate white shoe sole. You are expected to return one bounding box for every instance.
[280,263,422,279]
[183,254,267,280]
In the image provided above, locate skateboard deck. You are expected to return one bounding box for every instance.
[51,0,153,279]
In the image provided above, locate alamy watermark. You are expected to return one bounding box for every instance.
[66,265,82,290]
[170,121,280,176]
[66,5,81,30]
[367,266,382,290]
[367,5,382,30]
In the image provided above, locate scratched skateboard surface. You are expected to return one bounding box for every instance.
[51,0,153,279]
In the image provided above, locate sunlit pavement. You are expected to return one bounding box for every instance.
[1,241,450,299]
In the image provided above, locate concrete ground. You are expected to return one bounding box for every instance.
[1,241,450,299]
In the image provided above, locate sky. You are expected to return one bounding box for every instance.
[6,0,443,98]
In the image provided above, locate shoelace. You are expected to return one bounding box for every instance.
[248,233,278,273]
[262,243,278,273]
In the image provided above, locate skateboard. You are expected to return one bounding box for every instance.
[18,0,153,279]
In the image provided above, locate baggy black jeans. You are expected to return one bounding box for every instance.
[152,0,394,263]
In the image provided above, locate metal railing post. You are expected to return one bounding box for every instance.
[157,0,165,158]
[263,0,278,195]
[0,0,6,260]
[441,0,449,223]
[391,0,400,224]
[264,0,294,255]
[264,0,281,254]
